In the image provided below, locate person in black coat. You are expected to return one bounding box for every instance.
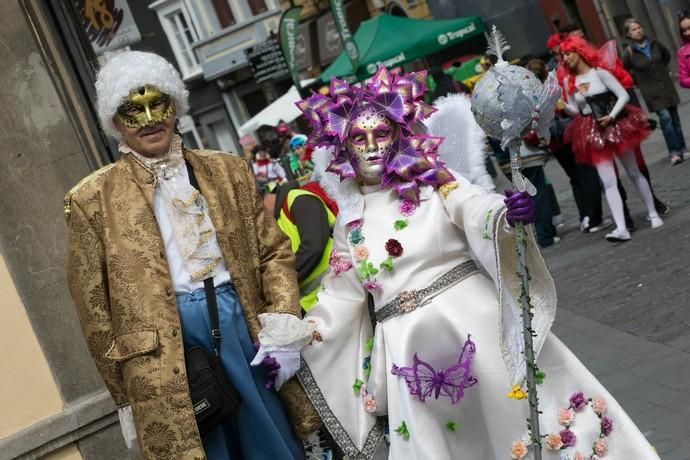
[623,18,688,165]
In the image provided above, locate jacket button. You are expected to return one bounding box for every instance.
[146,177,154,185]
[173,367,180,374]
[172,328,178,337]
[165,287,172,296]
[159,250,165,258]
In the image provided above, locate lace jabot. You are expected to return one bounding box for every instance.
[121,136,223,281]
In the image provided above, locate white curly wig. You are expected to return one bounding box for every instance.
[95,50,189,139]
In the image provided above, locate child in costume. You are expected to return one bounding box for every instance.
[252,67,660,459]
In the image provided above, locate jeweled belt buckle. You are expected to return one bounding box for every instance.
[397,290,418,314]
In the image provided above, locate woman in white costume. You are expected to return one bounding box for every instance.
[258,67,659,460]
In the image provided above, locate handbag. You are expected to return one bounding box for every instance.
[184,160,242,433]
[585,90,625,120]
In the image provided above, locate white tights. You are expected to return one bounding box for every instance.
[594,150,658,233]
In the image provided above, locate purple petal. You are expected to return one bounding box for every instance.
[370,92,405,123]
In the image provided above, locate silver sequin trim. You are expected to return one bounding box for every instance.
[375,260,479,323]
[297,360,385,459]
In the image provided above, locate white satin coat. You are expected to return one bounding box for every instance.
[299,174,658,460]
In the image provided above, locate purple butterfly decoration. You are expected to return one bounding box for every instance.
[391,336,477,404]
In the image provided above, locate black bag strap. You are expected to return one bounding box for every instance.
[185,160,222,356]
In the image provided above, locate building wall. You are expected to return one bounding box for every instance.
[426,0,551,58]
[0,255,64,438]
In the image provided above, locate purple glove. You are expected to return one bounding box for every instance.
[253,342,281,390]
[504,190,536,226]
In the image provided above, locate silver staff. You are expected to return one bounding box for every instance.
[471,25,561,460]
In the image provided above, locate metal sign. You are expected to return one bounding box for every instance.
[74,0,141,54]
[244,36,289,84]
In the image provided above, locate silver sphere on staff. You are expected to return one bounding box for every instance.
[471,64,542,142]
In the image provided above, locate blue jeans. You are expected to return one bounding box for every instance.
[657,106,687,156]
[176,284,305,460]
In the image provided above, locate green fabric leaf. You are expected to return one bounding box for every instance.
[394,421,410,440]
[380,257,394,271]
[535,371,546,385]
[352,378,364,395]
[445,421,457,432]
[394,219,409,231]
[366,337,374,352]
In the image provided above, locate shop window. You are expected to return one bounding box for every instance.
[211,0,236,28]
[165,9,201,76]
[248,0,268,16]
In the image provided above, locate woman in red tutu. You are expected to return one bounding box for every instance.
[560,36,663,241]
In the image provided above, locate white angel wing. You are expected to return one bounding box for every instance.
[424,93,495,192]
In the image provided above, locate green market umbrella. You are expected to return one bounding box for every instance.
[320,14,485,82]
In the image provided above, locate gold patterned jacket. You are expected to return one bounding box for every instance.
[65,149,320,459]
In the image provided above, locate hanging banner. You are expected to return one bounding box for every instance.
[279,6,303,91]
[328,0,359,72]
[74,0,141,54]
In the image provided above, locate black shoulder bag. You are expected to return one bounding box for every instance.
[585,90,625,121]
[184,161,242,434]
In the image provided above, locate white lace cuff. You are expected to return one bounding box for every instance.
[118,405,138,450]
[256,313,316,351]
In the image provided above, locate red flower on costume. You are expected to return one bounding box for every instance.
[385,239,403,257]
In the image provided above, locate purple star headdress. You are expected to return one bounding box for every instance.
[296,66,453,203]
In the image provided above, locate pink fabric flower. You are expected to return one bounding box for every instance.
[558,408,576,426]
[545,434,563,450]
[595,439,608,456]
[329,250,353,275]
[591,396,607,415]
[353,245,369,261]
[362,279,382,292]
[362,394,377,413]
[399,199,417,217]
[510,441,528,459]
[347,219,362,230]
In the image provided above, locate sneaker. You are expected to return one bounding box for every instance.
[605,228,631,242]
[588,217,613,233]
[683,151,690,160]
[670,154,683,165]
[553,214,565,228]
[579,216,590,233]
[650,215,664,228]
[656,203,671,215]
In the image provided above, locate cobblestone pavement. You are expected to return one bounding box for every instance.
[530,88,690,459]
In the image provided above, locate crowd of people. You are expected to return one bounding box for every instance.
[61,11,690,460]
[481,19,690,245]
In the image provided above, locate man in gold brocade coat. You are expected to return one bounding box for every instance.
[65,51,318,459]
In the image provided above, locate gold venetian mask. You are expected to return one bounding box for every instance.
[116,86,174,129]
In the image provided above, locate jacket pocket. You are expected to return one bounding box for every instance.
[105,329,159,362]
